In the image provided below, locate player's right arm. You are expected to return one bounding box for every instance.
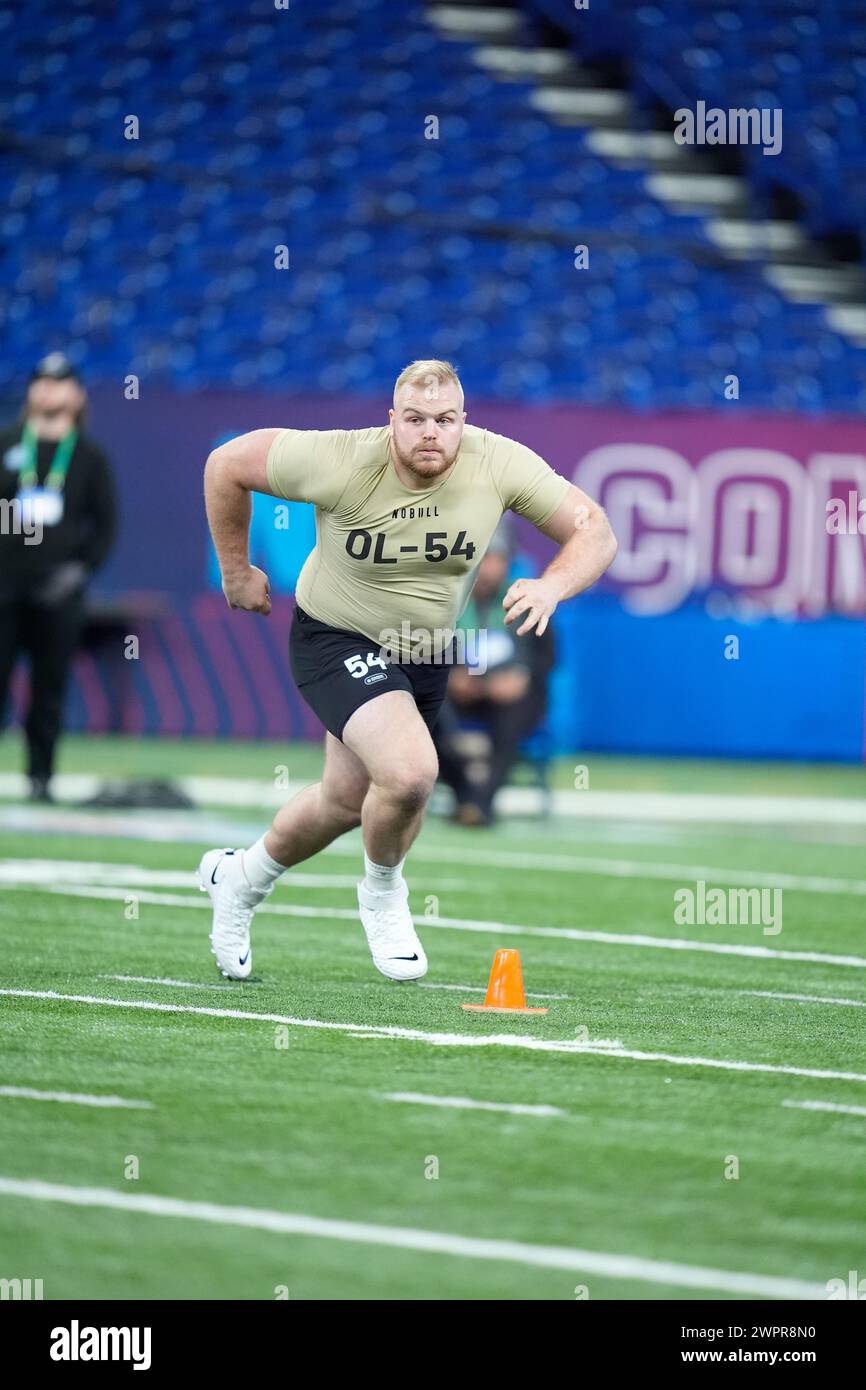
[205,426,355,614]
[204,427,283,615]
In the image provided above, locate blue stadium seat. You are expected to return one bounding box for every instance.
[2,0,864,409]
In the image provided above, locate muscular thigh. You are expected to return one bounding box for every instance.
[341,689,438,786]
[320,730,370,813]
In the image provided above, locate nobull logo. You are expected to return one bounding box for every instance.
[50,1321,152,1370]
[0,1277,43,1299]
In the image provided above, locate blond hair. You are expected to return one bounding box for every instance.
[393,359,464,409]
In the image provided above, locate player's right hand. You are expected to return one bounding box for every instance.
[222,565,271,615]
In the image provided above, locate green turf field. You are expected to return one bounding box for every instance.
[1,736,865,1300]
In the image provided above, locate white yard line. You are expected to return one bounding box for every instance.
[0,860,375,892]
[3,989,865,1082]
[103,974,565,1002]
[397,845,866,897]
[418,982,569,1000]
[5,844,866,898]
[180,783,866,826]
[101,974,235,992]
[354,1032,866,1082]
[783,1099,866,1118]
[3,770,865,825]
[421,917,866,969]
[0,805,269,845]
[0,1175,827,1298]
[742,990,866,1009]
[0,1085,152,1110]
[30,884,866,971]
[5,879,865,970]
[352,1033,622,1048]
[380,1092,566,1117]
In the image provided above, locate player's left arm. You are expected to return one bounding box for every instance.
[503,483,617,637]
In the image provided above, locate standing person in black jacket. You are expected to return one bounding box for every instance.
[0,353,118,801]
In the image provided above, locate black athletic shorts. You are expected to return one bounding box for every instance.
[289,603,456,742]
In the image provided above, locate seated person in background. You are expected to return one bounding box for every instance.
[433,518,555,827]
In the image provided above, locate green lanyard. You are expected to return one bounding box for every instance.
[18,423,77,493]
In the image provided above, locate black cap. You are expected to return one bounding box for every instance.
[30,352,80,383]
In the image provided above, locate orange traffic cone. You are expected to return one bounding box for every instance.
[461,948,548,1015]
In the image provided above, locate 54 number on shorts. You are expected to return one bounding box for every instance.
[344,651,389,679]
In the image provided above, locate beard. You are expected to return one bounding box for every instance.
[390,436,460,482]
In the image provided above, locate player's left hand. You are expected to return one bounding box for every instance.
[502,577,559,636]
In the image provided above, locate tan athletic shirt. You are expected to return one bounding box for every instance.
[266,423,571,660]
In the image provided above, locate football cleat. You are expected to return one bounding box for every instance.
[197,847,271,980]
[356,877,428,981]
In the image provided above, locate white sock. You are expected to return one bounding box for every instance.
[363,852,406,894]
[241,837,287,893]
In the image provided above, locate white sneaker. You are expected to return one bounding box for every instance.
[197,847,270,980]
[357,878,428,981]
